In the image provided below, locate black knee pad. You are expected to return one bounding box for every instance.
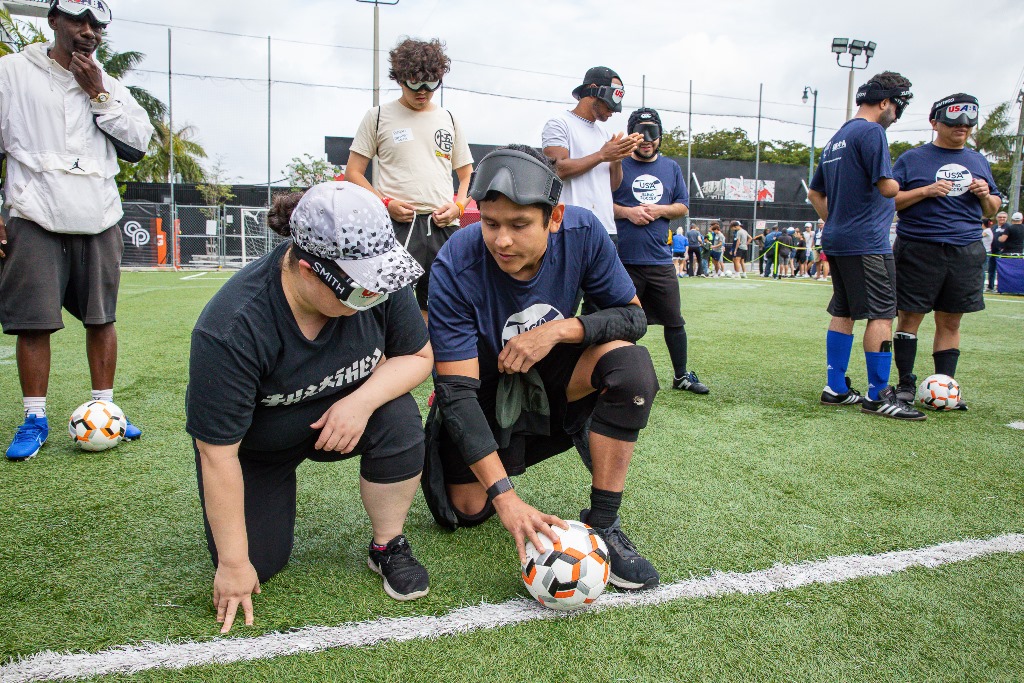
[589,345,659,443]
[453,500,495,528]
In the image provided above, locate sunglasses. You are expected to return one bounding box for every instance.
[404,80,441,92]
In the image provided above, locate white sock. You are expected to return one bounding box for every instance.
[24,396,46,418]
[91,389,114,403]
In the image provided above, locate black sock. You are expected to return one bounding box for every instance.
[664,325,688,379]
[933,348,960,377]
[893,332,917,380]
[588,487,623,528]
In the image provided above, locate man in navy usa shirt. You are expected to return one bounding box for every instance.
[890,94,1001,409]
[808,71,925,420]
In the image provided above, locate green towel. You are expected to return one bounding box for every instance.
[496,368,550,430]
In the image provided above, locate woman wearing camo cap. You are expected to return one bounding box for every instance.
[186,181,433,633]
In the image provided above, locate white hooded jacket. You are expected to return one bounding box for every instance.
[0,42,154,234]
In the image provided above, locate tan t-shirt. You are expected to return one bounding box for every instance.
[350,99,473,215]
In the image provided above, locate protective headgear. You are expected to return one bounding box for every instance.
[856,79,913,120]
[469,148,562,207]
[572,66,624,113]
[50,0,112,26]
[628,107,663,141]
[929,93,979,127]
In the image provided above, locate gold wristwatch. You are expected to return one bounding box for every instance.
[91,92,110,104]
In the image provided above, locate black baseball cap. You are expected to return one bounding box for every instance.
[572,66,621,100]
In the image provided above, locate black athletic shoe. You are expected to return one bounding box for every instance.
[895,373,917,404]
[820,376,865,406]
[952,399,969,411]
[582,509,659,591]
[673,371,709,394]
[367,535,430,601]
[860,386,926,421]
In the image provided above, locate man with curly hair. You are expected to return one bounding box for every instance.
[346,38,473,320]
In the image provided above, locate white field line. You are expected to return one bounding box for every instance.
[178,272,208,280]
[2,534,1022,682]
[1007,422,1024,430]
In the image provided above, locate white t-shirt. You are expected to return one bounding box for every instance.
[350,99,473,216]
[982,227,994,252]
[541,110,615,234]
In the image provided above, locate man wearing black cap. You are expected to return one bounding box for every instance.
[890,94,1001,409]
[0,0,153,460]
[542,66,643,243]
[808,71,924,420]
[612,107,708,394]
[425,145,661,591]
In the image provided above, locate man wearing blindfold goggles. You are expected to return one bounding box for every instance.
[0,0,153,460]
[346,38,473,322]
[612,108,709,395]
[808,71,927,421]
[888,94,1001,409]
[424,145,661,592]
[542,66,644,244]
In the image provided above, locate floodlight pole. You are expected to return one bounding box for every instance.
[832,38,874,120]
[803,86,818,185]
[1010,89,1024,216]
[356,0,400,108]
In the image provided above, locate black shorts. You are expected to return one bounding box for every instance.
[624,263,685,327]
[734,247,749,260]
[0,218,123,335]
[438,344,596,485]
[393,214,457,311]
[827,253,897,320]
[194,393,425,582]
[672,251,686,259]
[893,237,986,314]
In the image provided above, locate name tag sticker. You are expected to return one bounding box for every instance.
[392,128,414,144]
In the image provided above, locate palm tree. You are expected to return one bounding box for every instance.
[125,120,207,183]
[95,41,166,127]
[0,9,46,55]
[970,102,1014,163]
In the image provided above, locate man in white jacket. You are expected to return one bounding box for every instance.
[0,0,153,460]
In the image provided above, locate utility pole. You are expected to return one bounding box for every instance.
[1010,89,1024,215]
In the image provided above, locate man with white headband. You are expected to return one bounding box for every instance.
[0,0,153,460]
[890,93,1001,409]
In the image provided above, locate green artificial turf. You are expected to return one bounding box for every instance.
[0,271,1021,680]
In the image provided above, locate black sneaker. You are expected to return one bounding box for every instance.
[367,535,430,601]
[673,371,709,394]
[581,509,659,591]
[860,386,926,421]
[952,399,969,411]
[820,376,865,406]
[895,373,917,404]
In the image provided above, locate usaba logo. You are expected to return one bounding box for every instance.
[502,303,564,345]
[631,174,664,204]
[936,163,973,197]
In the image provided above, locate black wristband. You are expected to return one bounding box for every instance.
[486,476,514,501]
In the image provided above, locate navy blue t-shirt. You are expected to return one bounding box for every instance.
[892,143,1000,245]
[810,118,895,256]
[613,155,689,265]
[429,205,636,389]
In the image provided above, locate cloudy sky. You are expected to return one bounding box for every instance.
[16,0,1024,184]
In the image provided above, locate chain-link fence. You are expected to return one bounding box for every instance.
[119,203,278,270]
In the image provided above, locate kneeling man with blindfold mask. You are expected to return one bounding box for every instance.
[423,145,661,591]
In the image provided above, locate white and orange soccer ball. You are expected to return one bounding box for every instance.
[68,400,126,451]
[521,520,610,611]
[916,374,962,411]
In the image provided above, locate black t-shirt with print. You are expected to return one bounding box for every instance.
[1001,223,1024,254]
[186,241,428,452]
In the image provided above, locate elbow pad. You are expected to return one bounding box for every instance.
[578,304,647,346]
[434,375,499,466]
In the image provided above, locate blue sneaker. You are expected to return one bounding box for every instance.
[123,417,142,441]
[6,414,49,461]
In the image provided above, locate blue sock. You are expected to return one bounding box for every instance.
[865,351,891,401]
[826,330,854,393]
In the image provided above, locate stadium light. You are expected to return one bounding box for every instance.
[355,0,401,108]
[832,37,875,121]
[803,86,818,186]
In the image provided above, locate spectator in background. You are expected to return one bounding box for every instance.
[0,0,153,460]
[700,226,712,276]
[685,223,705,277]
[761,225,780,278]
[346,37,474,322]
[802,222,815,277]
[982,218,994,286]
[999,211,1024,254]
[776,228,794,279]
[709,223,726,277]
[988,210,1007,291]
[671,227,687,277]
[730,221,750,278]
[814,218,829,280]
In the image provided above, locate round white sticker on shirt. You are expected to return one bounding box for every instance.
[631,174,664,204]
[936,163,972,197]
[502,303,564,346]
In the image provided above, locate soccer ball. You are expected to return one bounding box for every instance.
[68,400,126,451]
[521,520,610,611]
[916,374,961,411]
